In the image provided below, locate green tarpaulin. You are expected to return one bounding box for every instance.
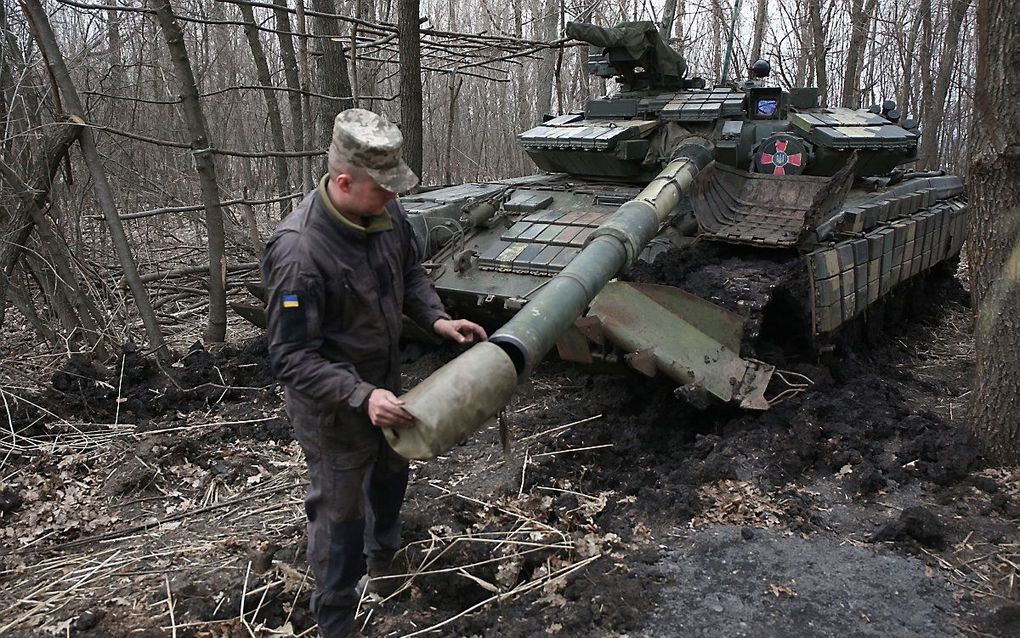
[565,21,687,80]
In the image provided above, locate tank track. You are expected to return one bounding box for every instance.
[804,195,967,335]
[626,193,967,359]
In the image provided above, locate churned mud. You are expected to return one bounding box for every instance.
[1,266,1018,637]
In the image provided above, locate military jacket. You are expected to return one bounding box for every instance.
[262,179,449,413]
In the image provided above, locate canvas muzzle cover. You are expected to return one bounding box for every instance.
[384,342,519,460]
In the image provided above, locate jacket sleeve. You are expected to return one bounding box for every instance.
[262,233,375,411]
[395,205,450,330]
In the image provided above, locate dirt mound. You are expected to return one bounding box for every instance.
[42,338,275,426]
[869,505,948,549]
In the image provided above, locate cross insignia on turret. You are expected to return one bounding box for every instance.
[758,139,803,175]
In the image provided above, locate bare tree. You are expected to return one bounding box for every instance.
[920,0,972,169]
[399,0,423,180]
[660,0,679,40]
[147,0,228,343]
[236,1,291,217]
[536,0,558,118]
[20,0,168,358]
[271,0,309,191]
[310,0,353,151]
[807,0,828,105]
[0,121,82,335]
[898,4,927,123]
[840,0,878,108]
[750,0,769,66]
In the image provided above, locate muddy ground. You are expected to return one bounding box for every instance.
[1,267,1019,637]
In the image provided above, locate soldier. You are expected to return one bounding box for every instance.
[262,108,486,637]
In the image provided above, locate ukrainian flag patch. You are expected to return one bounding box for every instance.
[282,294,300,309]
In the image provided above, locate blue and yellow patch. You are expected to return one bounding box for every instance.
[282,294,300,309]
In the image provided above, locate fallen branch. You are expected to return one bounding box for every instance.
[530,443,614,458]
[14,481,298,555]
[517,414,602,443]
[121,262,260,287]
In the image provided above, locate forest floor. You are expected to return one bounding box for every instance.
[1,266,1019,638]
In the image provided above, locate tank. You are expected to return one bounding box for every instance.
[239,21,969,459]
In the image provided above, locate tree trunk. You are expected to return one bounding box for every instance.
[0,0,30,155]
[898,8,925,124]
[34,204,107,341]
[148,0,228,343]
[1,160,105,349]
[807,0,828,105]
[24,243,83,344]
[236,1,291,217]
[355,0,379,106]
[967,0,1020,463]
[554,1,565,114]
[513,2,528,136]
[443,72,462,184]
[20,0,168,359]
[535,0,558,119]
[295,2,315,188]
[795,0,810,86]
[4,274,58,345]
[660,0,679,40]
[240,188,263,259]
[750,0,768,66]
[840,0,877,108]
[0,3,12,143]
[272,0,309,192]
[0,212,35,331]
[0,120,82,336]
[919,0,934,122]
[310,0,353,154]
[711,0,724,81]
[674,0,685,42]
[0,120,81,282]
[920,0,972,169]
[106,8,123,87]
[398,0,423,181]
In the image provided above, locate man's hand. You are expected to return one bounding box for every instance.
[433,318,487,344]
[367,389,415,428]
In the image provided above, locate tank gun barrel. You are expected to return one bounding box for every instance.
[386,140,715,461]
[489,139,714,377]
[563,21,623,48]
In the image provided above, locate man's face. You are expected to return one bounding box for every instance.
[336,172,396,217]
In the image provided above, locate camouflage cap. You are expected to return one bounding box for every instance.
[331,108,419,193]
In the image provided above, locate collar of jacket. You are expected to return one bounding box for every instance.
[317,174,394,234]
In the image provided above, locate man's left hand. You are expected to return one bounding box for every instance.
[433,318,487,344]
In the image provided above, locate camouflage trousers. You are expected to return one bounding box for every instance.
[285,388,409,638]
